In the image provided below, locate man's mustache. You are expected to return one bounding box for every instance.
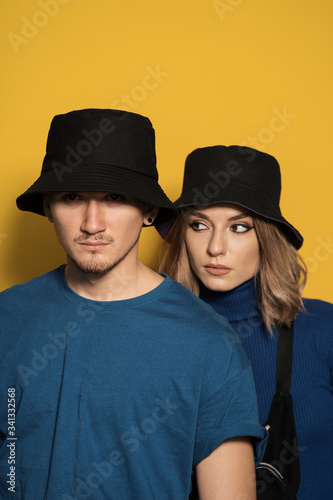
[74,236,113,244]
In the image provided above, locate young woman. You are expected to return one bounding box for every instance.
[158,145,333,499]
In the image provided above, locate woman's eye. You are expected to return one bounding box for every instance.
[190,221,208,231]
[230,223,253,233]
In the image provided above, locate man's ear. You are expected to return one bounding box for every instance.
[43,194,54,223]
[143,204,159,226]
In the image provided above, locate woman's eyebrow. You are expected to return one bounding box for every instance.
[189,211,252,222]
[227,213,253,222]
[189,211,211,221]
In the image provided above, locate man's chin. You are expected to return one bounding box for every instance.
[68,255,115,277]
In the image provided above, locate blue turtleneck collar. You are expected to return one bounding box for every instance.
[199,278,261,322]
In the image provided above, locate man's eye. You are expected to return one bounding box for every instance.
[106,194,124,202]
[230,224,253,233]
[64,193,79,201]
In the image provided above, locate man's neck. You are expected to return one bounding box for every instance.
[64,260,164,301]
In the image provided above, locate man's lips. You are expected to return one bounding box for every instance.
[78,241,110,251]
[204,264,232,276]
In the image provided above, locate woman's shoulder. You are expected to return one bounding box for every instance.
[295,297,333,361]
[302,296,333,315]
[296,297,333,332]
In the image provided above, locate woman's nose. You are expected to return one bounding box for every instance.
[207,230,226,256]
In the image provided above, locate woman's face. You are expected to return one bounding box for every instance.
[184,203,260,292]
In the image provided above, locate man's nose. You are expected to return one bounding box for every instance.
[80,200,107,234]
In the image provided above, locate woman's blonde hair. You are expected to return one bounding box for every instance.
[158,209,307,334]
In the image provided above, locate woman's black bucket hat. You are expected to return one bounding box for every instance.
[157,145,303,249]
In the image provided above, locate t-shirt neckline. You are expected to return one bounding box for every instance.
[54,265,170,308]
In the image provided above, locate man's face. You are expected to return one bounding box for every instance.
[44,192,150,277]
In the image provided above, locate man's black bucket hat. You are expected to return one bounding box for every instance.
[16,108,176,226]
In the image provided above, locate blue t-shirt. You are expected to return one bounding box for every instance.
[0,267,266,499]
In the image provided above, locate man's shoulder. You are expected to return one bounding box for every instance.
[159,276,235,331]
[0,267,62,302]
[160,275,211,307]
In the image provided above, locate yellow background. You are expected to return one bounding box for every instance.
[1,0,332,301]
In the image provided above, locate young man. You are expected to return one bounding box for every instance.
[0,109,266,499]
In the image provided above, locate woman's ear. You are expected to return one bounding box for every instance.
[43,195,54,223]
[143,204,159,226]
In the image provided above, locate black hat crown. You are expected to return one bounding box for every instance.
[16,108,176,225]
[173,145,303,249]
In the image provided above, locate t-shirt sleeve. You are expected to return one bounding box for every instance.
[193,322,268,468]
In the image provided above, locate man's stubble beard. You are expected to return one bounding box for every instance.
[66,231,141,278]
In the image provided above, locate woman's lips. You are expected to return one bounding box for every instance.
[204,264,232,276]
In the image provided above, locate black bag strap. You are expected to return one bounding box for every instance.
[276,323,294,394]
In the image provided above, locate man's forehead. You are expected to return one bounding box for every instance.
[44,192,147,207]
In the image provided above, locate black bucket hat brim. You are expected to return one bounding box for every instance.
[16,162,176,226]
[16,109,177,226]
[174,191,303,250]
[156,145,303,249]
